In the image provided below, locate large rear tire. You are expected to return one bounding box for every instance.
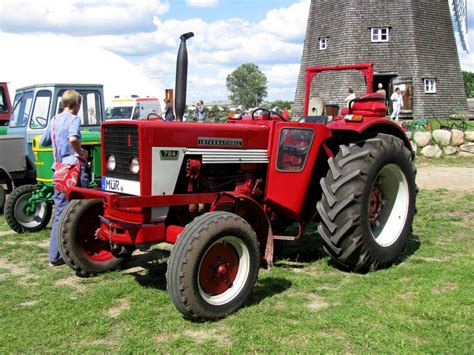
[4,184,52,233]
[58,199,131,277]
[167,211,260,320]
[0,186,5,214]
[317,134,416,272]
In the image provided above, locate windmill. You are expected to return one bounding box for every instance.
[293,0,469,119]
[452,0,469,52]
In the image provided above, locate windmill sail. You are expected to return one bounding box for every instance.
[452,0,469,52]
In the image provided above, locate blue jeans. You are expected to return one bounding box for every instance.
[49,162,90,262]
[49,189,67,262]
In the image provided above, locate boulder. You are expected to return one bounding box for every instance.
[459,143,474,154]
[450,129,464,146]
[420,144,442,158]
[413,131,432,148]
[458,151,474,158]
[432,129,451,146]
[405,131,413,140]
[465,131,474,142]
[442,146,457,156]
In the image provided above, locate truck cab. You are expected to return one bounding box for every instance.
[0,82,13,130]
[105,96,162,121]
[0,83,104,216]
[8,83,103,167]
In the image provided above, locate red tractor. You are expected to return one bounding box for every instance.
[58,36,416,320]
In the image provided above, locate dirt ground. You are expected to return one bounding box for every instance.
[417,166,474,192]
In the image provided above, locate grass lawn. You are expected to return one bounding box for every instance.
[0,189,473,353]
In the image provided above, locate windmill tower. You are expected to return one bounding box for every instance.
[293,0,469,119]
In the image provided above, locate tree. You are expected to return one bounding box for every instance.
[462,71,474,98]
[226,63,268,109]
[270,100,293,110]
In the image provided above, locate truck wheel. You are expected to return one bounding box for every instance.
[167,211,260,320]
[0,186,5,214]
[58,199,131,277]
[317,133,417,272]
[4,185,52,233]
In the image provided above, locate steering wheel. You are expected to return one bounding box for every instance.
[147,113,162,120]
[33,116,48,128]
[251,108,288,121]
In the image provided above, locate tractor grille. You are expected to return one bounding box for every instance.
[103,124,140,181]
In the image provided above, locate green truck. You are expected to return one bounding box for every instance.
[0,83,103,232]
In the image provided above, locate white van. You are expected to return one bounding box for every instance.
[105,96,162,120]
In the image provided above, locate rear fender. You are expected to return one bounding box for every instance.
[328,118,412,152]
[212,192,273,267]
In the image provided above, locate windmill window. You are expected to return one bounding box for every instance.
[371,28,389,42]
[319,37,328,50]
[424,78,437,93]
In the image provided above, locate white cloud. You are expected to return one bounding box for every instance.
[0,33,164,104]
[259,0,310,41]
[186,0,219,8]
[0,0,170,35]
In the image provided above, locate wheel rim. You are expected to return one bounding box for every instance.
[198,236,250,306]
[13,192,48,229]
[369,163,410,247]
[78,205,114,262]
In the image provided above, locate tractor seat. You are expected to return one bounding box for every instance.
[340,94,386,117]
[298,115,329,124]
[281,145,309,156]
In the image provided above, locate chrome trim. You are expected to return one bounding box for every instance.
[185,149,268,164]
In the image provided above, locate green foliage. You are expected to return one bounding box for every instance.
[270,100,293,110]
[210,105,220,114]
[226,63,268,109]
[462,71,474,98]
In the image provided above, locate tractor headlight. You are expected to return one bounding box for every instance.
[106,154,116,171]
[129,156,140,174]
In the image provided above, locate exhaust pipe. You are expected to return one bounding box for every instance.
[174,32,194,121]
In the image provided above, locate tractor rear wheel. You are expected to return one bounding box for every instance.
[58,199,131,277]
[167,211,260,320]
[4,184,52,233]
[0,186,5,214]
[317,133,416,272]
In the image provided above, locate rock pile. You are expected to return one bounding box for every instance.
[409,129,474,158]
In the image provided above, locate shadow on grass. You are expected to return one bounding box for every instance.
[245,277,292,307]
[122,248,170,290]
[326,232,421,273]
[396,233,421,265]
[122,247,292,314]
[273,226,327,265]
[273,222,421,273]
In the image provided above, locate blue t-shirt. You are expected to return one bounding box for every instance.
[164,102,174,121]
[40,112,81,167]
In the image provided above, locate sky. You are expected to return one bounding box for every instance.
[0,0,473,104]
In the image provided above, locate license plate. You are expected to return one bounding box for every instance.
[101,177,141,195]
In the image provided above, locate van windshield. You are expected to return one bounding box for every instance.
[105,106,133,120]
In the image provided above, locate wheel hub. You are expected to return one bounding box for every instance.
[369,184,383,227]
[199,242,239,296]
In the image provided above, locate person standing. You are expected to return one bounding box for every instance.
[390,87,403,121]
[161,98,175,121]
[40,90,88,266]
[194,100,206,122]
[343,88,356,107]
[376,83,387,98]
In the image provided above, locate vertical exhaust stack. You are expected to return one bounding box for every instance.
[174,32,194,121]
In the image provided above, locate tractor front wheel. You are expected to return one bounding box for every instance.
[167,211,260,320]
[317,133,417,272]
[58,199,131,277]
[4,184,52,233]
